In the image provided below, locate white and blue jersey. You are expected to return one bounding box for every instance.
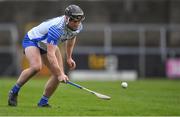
[22,15,83,53]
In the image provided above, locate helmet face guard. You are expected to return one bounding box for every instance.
[69,15,85,22]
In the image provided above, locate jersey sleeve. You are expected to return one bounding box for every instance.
[47,25,63,45]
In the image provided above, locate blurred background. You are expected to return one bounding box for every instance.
[1,0,180,80]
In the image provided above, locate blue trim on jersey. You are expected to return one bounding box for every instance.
[47,26,63,45]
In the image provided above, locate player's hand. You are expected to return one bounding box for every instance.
[67,58,76,70]
[58,74,69,83]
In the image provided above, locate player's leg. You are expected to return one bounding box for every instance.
[38,47,64,107]
[37,75,59,107]
[17,47,42,85]
[8,46,42,106]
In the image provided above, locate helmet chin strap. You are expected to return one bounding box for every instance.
[67,25,77,31]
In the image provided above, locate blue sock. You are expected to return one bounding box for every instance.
[11,84,21,94]
[38,95,49,105]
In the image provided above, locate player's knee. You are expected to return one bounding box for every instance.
[31,64,42,73]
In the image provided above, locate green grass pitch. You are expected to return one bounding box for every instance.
[0,77,180,116]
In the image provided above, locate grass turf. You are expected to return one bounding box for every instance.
[0,77,180,116]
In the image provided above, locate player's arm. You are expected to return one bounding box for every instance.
[47,26,68,82]
[47,44,63,75]
[66,36,76,70]
[66,36,76,59]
